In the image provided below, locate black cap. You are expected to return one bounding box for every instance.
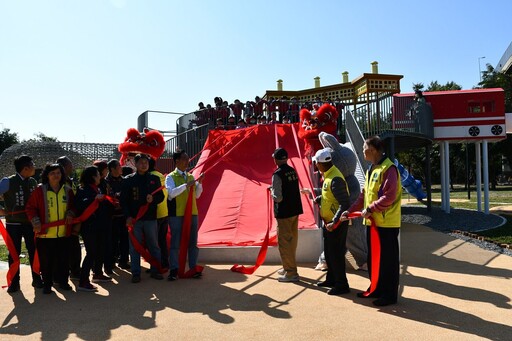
[272,148,288,160]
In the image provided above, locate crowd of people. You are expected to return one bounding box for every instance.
[0,151,203,294]
[191,95,346,130]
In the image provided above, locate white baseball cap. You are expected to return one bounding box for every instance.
[313,148,332,163]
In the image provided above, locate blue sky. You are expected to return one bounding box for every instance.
[0,0,510,143]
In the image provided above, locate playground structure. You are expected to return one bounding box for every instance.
[145,62,510,260]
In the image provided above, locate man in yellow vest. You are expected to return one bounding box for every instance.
[342,135,402,306]
[149,158,169,269]
[165,150,204,281]
[301,148,351,295]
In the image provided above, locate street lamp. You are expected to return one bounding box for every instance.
[478,56,486,83]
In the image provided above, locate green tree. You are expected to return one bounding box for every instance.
[0,128,20,155]
[24,132,59,143]
[479,63,512,183]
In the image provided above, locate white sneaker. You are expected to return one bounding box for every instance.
[277,268,286,276]
[278,274,299,282]
[314,261,327,271]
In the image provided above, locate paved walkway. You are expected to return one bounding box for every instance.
[0,222,511,340]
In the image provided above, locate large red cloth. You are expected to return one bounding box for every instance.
[192,124,316,247]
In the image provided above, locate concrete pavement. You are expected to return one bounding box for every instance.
[0,223,511,340]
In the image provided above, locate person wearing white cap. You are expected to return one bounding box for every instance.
[270,148,303,282]
[301,148,351,295]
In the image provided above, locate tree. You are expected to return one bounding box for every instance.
[24,132,59,143]
[0,128,20,155]
[479,63,512,182]
[425,81,462,91]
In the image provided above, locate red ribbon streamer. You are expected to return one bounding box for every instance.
[176,186,204,278]
[230,190,272,274]
[127,186,169,274]
[32,195,118,275]
[347,211,380,297]
[0,220,20,289]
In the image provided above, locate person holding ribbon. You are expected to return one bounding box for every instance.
[165,150,204,281]
[341,135,402,307]
[75,165,111,292]
[0,155,43,293]
[301,148,351,295]
[26,163,76,294]
[120,153,165,283]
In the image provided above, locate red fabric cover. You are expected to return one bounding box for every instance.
[192,123,316,247]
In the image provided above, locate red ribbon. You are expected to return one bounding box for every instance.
[230,190,272,274]
[347,211,380,297]
[176,186,204,278]
[32,195,118,274]
[127,186,169,274]
[0,220,20,289]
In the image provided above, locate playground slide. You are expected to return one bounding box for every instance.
[393,159,427,200]
[192,124,316,247]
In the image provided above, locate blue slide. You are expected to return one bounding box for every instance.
[394,159,427,200]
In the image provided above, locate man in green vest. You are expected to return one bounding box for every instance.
[0,155,43,292]
[342,135,402,306]
[301,148,351,295]
[165,150,204,281]
[270,148,303,283]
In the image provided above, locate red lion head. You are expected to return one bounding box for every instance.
[298,103,339,157]
[118,128,165,165]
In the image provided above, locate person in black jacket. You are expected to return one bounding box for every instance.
[75,166,111,292]
[105,159,130,270]
[120,154,164,283]
[270,148,303,283]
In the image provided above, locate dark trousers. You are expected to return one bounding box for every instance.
[102,220,113,272]
[80,226,104,283]
[37,237,70,288]
[6,223,40,284]
[366,226,400,301]
[323,222,349,289]
[157,217,169,268]
[68,234,81,276]
[111,216,129,264]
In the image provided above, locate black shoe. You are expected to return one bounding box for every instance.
[7,283,20,293]
[105,269,114,275]
[150,273,164,280]
[59,282,73,291]
[327,287,350,296]
[316,280,335,288]
[131,275,141,283]
[32,278,44,289]
[167,269,178,281]
[192,271,202,279]
[145,268,151,274]
[43,287,53,294]
[372,298,397,307]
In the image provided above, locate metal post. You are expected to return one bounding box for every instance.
[475,142,482,212]
[483,140,489,214]
[444,141,450,214]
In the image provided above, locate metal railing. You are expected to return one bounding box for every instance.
[164,123,210,169]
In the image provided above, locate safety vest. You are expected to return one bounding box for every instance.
[4,174,37,224]
[320,166,349,222]
[40,185,71,238]
[364,158,402,227]
[168,169,198,217]
[151,170,169,219]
